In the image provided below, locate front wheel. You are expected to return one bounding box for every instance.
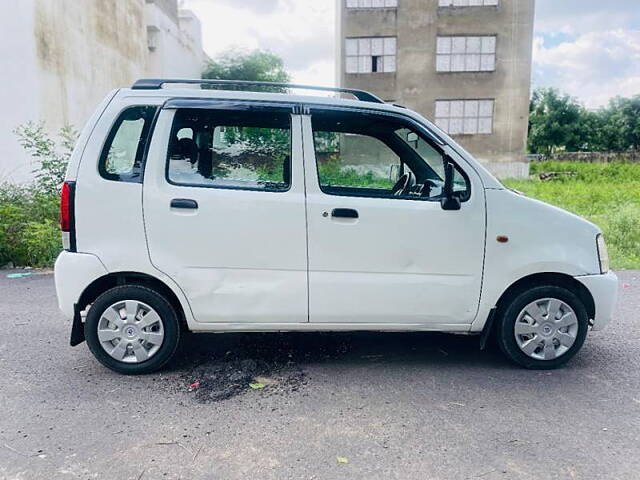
[85,285,180,375]
[496,285,589,369]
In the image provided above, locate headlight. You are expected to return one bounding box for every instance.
[596,234,609,273]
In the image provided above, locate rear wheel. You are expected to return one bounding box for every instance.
[496,285,589,369]
[85,285,180,375]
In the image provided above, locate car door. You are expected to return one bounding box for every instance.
[302,107,486,327]
[143,100,308,324]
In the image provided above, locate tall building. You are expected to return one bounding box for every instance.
[0,0,204,183]
[337,0,535,178]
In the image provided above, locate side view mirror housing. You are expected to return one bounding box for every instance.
[440,159,462,211]
[440,194,461,211]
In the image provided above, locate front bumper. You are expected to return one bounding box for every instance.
[575,271,619,331]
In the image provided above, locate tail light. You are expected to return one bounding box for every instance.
[60,181,76,251]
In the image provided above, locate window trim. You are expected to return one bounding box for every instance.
[346,0,399,9]
[309,107,471,203]
[164,107,294,194]
[438,0,499,7]
[98,105,159,183]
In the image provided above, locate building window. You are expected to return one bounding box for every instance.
[436,36,496,72]
[435,99,494,135]
[345,37,396,73]
[438,0,498,6]
[346,0,398,8]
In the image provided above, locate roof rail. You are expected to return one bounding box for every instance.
[131,78,385,104]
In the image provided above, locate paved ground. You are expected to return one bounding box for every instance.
[0,271,639,480]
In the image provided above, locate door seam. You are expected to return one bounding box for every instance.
[299,112,311,323]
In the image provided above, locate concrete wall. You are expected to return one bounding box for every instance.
[532,151,640,163]
[338,0,535,179]
[0,0,203,183]
[145,5,203,77]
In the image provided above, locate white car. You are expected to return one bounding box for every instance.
[54,79,618,374]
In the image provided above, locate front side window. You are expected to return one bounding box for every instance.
[166,109,291,192]
[312,110,470,201]
[99,106,157,182]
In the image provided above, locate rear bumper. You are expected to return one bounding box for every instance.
[54,251,107,318]
[575,271,619,331]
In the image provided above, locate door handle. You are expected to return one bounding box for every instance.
[331,208,359,219]
[170,198,198,209]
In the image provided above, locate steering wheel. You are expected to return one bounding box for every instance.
[391,172,415,196]
[420,179,440,198]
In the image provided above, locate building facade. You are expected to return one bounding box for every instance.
[337,0,535,178]
[0,0,204,183]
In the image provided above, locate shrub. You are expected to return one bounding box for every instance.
[0,124,77,268]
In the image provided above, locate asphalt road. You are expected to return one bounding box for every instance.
[0,271,639,480]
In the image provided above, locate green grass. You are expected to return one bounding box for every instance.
[503,161,640,270]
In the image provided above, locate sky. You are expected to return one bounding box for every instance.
[182,0,640,109]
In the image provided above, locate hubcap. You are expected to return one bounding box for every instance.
[514,298,579,361]
[96,300,164,364]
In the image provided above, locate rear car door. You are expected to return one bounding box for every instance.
[143,100,308,324]
[302,107,486,327]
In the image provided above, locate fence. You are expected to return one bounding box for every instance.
[527,152,640,163]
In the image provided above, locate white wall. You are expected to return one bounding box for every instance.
[0,0,43,183]
[0,0,204,183]
[145,4,203,78]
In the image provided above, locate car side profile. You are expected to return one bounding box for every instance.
[54,79,618,374]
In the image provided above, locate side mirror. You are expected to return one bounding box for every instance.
[440,160,462,211]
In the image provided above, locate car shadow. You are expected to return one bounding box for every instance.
[162,331,515,402]
[169,330,511,372]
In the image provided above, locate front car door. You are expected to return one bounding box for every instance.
[302,107,486,329]
[143,100,308,324]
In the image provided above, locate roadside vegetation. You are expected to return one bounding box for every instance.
[504,161,640,270]
[528,88,640,154]
[0,123,76,268]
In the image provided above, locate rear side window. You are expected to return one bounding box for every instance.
[99,106,157,182]
[166,108,291,192]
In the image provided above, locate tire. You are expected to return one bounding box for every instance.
[496,285,589,369]
[85,285,180,375]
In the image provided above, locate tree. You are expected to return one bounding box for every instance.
[527,88,589,154]
[599,96,640,151]
[203,49,291,88]
[528,88,640,154]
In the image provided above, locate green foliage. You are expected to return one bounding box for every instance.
[0,184,61,267]
[598,96,640,151]
[1,124,76,267]
[203,48,290,91]
[504,161,640,269]
[318,156,393,189]
[14,122,78,195]
[222,126,290,156]
[528,88,640,154]
[528,88,589,154]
